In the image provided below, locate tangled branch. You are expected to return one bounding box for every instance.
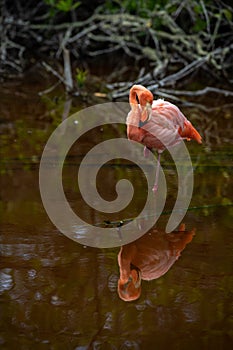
[1,0,233,114]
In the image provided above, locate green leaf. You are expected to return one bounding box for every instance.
[192,18,206,32]
[223,9,232,21]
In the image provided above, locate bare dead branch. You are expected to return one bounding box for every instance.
[63,48,73,93]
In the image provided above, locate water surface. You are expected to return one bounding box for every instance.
[0,73,232,349]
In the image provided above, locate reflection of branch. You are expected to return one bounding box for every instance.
[62,98,72,121]
[38,81,61,96]
[94,203,233,229]
[86,315,111,350]
[41,61,66,84]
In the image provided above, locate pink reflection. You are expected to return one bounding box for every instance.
[117,224,195,302]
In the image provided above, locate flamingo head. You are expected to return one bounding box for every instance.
[130,85,153,123]
[118,267,142,302]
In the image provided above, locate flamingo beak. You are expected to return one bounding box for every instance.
[130,268,141,288]
[141,102,152,123]
[134,270,141,289]
[121,269,141,291]
[146,102,152,120]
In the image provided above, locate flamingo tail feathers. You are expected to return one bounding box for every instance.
[180,120,202,144]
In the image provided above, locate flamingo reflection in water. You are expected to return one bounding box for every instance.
[117,224,195,302]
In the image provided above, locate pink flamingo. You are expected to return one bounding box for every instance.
[126,85,202,191]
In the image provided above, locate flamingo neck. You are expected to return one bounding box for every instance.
[129,86,147,106]
[129,89,138,105]
[128,85,153,125]
[127,104,141,127]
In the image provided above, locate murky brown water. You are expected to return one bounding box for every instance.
[0,72,233,349]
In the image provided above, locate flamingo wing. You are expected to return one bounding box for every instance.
[142,99,201,148]
[140,100,184,150]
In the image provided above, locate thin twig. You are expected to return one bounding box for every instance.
[41,61,66,84]
[159,87,233,97]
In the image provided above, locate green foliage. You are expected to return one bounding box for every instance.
[121,0,155,14]
[44,0,80,15]
[223,8,232,21]
[75,68,87,88]
[103,0,232,36]
[192,17,207,32]
[105,0,169,16]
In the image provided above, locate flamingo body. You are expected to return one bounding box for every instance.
[126,85,202,190]
[127,86,202,151]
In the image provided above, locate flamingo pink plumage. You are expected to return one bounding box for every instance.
[118,224,195,301]
[126,85,202,191]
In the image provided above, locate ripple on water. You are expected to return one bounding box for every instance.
[0,269,13,294]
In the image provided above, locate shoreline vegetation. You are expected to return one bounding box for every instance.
[1,1,233,107]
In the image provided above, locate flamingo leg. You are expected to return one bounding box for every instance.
[117,227,122,241]
[117,220,124,241]
[153,152,161,192]
[143,146,151,158]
